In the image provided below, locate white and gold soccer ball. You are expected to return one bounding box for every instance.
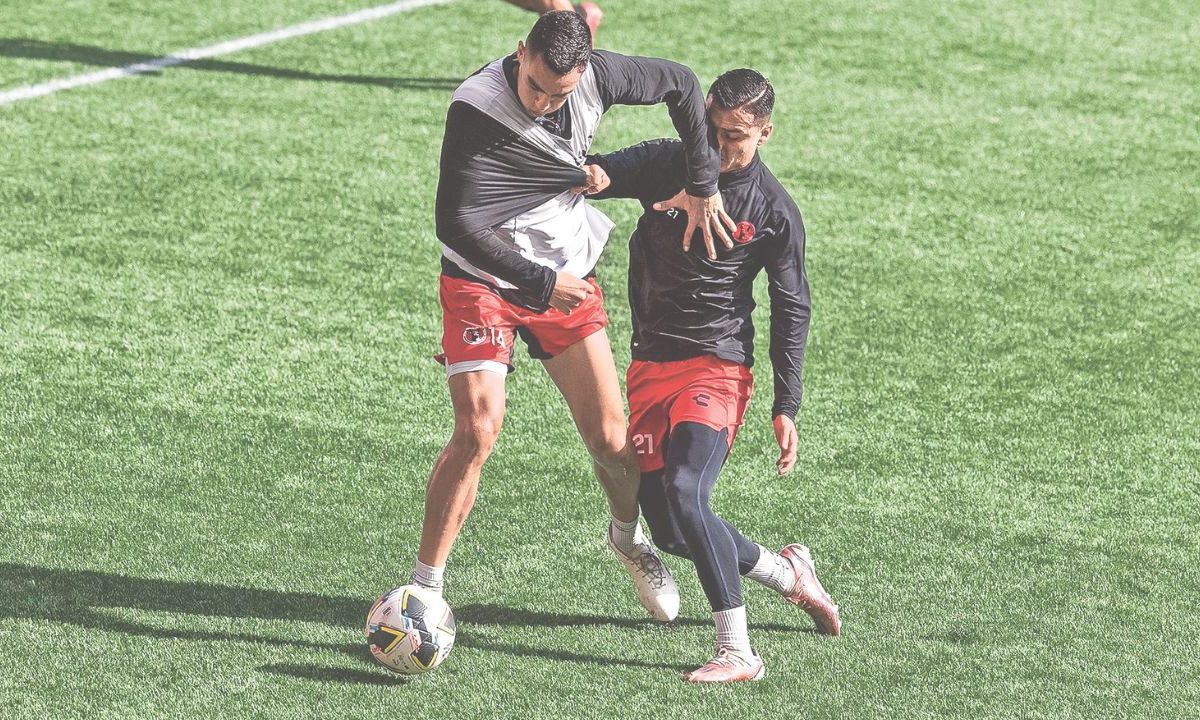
[365,585,457,674]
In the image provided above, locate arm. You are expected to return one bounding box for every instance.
[584,139,684,202]
[589,50,717,197]
[764,211,811,473]
[589,50,736,256]
[440,226,556,304]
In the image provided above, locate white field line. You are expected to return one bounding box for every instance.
[0,0,451,107]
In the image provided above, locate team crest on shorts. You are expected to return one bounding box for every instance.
[463,327,488,346]
[462,326,505,347]
[733,221,756,244]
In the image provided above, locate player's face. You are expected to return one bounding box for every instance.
[515,41,583,118]
[707,101,773,173]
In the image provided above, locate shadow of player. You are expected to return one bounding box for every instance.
[0,563,811,682]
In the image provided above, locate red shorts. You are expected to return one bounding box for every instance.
[436,273,608,376]
[626,355,754,473]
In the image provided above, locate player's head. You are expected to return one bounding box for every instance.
[515,10,592,118]
[707,69,775,173]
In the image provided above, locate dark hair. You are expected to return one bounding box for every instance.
[708,69,774,124]
[526,10,592,75]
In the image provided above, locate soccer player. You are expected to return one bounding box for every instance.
[582,69,841,682]
[413,11,736,622]
[503,1,604,36]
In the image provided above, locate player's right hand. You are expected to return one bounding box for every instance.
[652,190,737,260]
[773,414,798,475]
[549,272,594,314]
[572,164,610,195]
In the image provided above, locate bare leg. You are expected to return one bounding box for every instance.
[541,329,639,523]
[417,370,507,567]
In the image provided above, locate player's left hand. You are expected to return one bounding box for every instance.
[572,164,610,195]
[773,414,798,475]
[652,190,737,260]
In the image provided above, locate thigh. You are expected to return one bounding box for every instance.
[625,360,672,473]
[540,328,626,440]
[666,363,751,450]
[447,367,508,434]
[519,277,608,360]
[437,274,518,377]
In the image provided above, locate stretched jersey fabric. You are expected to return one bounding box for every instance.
[435,51,718,312]
[588,139,811,419]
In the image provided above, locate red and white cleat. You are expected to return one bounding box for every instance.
[683,647,766,684]
[780,543,841,635]
[574,2,604,37]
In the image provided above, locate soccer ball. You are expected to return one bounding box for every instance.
[365,585,457,674]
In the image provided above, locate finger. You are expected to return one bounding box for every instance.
[571,186,586,194]
[702,224,716,260]
[682,219,696,251]
[712,214,734,250]
[653,202,667,212]
[719,207,738,233]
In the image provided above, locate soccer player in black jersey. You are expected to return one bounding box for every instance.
[582,69,841,683]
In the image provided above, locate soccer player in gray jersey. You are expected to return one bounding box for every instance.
[582,69,841,682]
[411,11,737,622]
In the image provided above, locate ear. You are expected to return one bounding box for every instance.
[516,40,526,62]
[758,122,774,146]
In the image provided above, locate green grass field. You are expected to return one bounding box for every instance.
[2,0,1198,717]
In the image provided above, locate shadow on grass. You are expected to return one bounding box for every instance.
[0,38,461,91]
[259,663,411,686]
[0,563,811,681]
[456,602,815,634]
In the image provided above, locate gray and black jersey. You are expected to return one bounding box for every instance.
[588,139,811,420]
[434,51,719,312]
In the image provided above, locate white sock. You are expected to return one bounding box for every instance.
[609,515,643,553]
[745,544,792,595]
[411,560,445,593]
[713,605,751,654]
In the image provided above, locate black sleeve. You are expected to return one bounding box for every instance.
[589,50,718,198]
[764,210,811,420]
[585,139,684,203]
[441,225,556,306]
[436,101,586,308]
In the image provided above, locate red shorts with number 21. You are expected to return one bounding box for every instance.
[626,355,754,473]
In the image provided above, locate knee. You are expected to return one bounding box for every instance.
[449,410,503,462]
[663,471,704,524]
[581,422,629,469]
[643,515,691,559]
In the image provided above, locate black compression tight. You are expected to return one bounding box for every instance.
[637,422,762,612]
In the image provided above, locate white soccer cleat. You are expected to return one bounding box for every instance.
[608,530,680,622]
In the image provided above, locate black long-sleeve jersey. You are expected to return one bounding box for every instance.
[588,139,811,419]
[434,50,719,311]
